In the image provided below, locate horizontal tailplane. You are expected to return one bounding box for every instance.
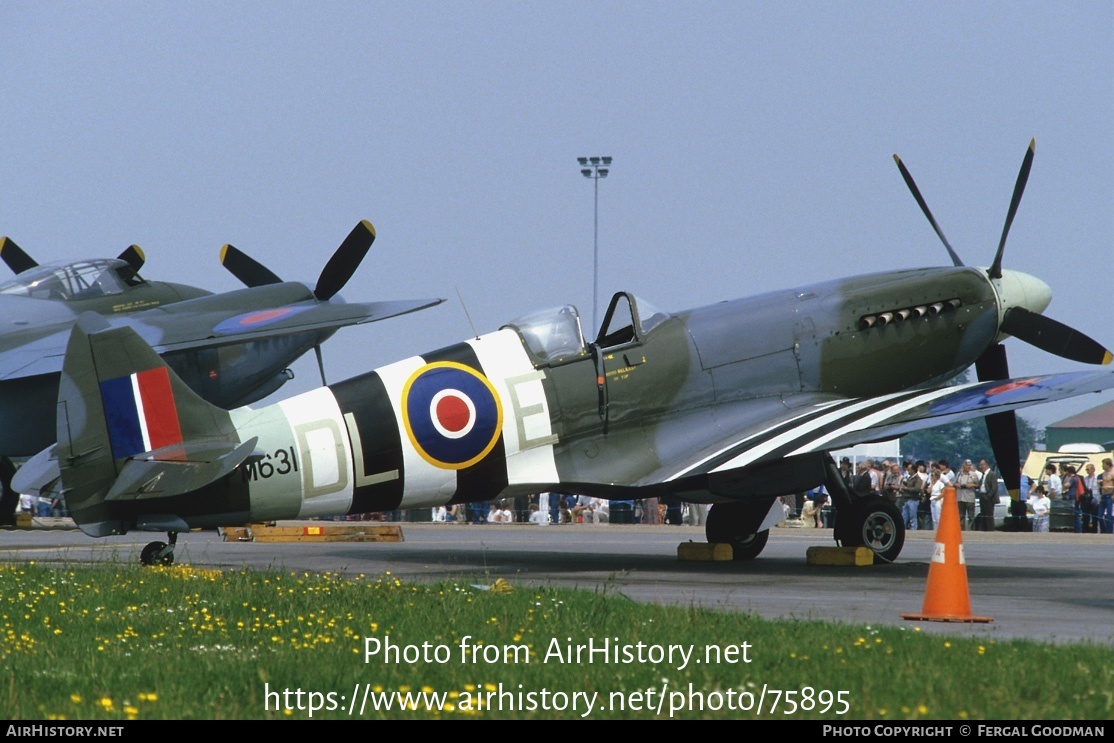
[57,313,245,536]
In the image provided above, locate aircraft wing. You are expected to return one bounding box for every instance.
[0,294,443,380]
[0,331,70,379]
[142,297,444,353]
[634,370,1114,488]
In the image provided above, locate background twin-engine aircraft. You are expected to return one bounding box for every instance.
[12,141,1114,565]
[0,221,443,459]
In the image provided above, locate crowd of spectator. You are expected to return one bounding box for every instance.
[424,493,708,526]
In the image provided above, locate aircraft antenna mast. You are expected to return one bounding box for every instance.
[578,156,612,332]
[456,286,480,339]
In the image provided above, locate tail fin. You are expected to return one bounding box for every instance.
[58,313,255,536]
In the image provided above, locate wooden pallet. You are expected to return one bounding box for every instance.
[218,523,404,543]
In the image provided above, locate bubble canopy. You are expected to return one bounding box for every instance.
[504,293,669,363]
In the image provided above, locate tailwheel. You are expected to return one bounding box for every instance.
[705,503,771,560]
[140,531,178,566]
[840,495,905,562]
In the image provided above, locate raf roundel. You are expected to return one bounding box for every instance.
[402,361,503,469]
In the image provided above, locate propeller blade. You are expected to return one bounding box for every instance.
[988,138,1035,279]
[314,220,375,301]
[220,244,283,287]
[893,154,964,268]
[974,343,1021,485]
[1001,306,1113,365]
[117,245,146,274]
[0,236,38,274]
[986,409,1022,491]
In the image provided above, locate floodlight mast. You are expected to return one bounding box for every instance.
[578,155,611,332]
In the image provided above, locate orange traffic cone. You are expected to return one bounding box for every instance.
[901,485,993,623]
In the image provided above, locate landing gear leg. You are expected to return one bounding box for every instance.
[140,531,178,566]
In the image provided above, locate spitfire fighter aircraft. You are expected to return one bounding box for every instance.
[21,141,1114,565]
[0,221,443,460]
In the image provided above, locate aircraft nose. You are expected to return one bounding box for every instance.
[995,269,1052,315]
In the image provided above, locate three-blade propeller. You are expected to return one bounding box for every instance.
[895,139,1112,496]
[220,219,376,301]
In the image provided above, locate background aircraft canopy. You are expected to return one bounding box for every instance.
[0,259,143,301]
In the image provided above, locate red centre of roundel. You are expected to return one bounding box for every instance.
[436,394,471,433]
[238,308,290,325]
[986,378,1039,395]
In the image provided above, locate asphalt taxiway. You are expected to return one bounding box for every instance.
[2,520,1111,645]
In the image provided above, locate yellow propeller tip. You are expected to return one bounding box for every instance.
[219,244,231,263]
[1103,351,1113,365]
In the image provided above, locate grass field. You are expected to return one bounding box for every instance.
[3,562,1112,720]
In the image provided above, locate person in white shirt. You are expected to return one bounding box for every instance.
[528,504,548,525]
[588,498,609,524]
[1030,486,1051,532]
[937,459,956,486]
[1030,464,1060,504]
[928,469,947,529]
[488,502,513,523]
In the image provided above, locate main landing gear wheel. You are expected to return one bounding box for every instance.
[140,531,179,566]
[140,542,173,566]
[705,503,770,560]
[839,495,905,562]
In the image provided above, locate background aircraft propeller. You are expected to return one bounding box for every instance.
[117,245,146,274]
[896,139,1112,498]
[1,237,147,275]
[0,237,38,274]
[218,244,282,287]
[313,220,376,301]
[220,219,376,302]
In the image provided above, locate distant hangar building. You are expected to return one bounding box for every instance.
[1044,400,1114,453]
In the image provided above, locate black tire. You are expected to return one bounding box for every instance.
[725,529,770,560]
[140,541,173,566]
[841,495,905,562]
[706,503,771,560]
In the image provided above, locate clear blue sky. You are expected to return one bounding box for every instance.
[1,1,1110,432]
